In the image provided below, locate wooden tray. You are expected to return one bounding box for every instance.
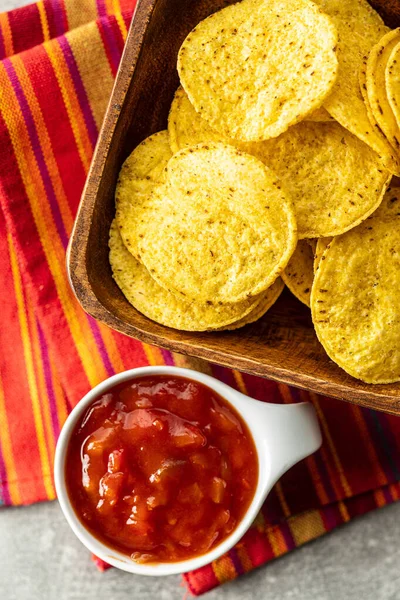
[67,0,400,415]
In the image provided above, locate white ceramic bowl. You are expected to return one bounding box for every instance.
[54,366,322,576]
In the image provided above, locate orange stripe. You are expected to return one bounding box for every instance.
[95,326,126,374]
[26,298,57,470]
[8,233,55,500]
[0,12,14,56]
[351,404,388,488]
[37,1,51,42]
[44,41,93,172]
[49,356,69,426]
[235,545,253,572]
[0,64,108,387]
[12,57,74,235]
[373,489,386,508]
[306,455,330,505]
[308,392,352,498]
[0,374,21,504]
[232,370,247,395]
[277,383,295,404]
[389,483,399,501]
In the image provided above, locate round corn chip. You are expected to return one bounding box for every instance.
[311,187,400,384]
[137,143,297,304]
[386,40,400,133]
[282,241,314,307]
[247,121,392,238]
[216,278,284,330]
[109,220,267,331]
[168,86,231,153]
[366,28,400,153]
[178,0,338,141]
[115,131,172,261]
[168,90,391,238]
[305,107,334,122]
[314,237,333,273]
[314,0,400,175]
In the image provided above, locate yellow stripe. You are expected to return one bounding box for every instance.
[142,343,165,366]
[113,6,128,39]
[68,21,115,129]
[0,374,21,505]
[288,509,326,546]
[8,234,55,500]
[44,41,92,171]
[212,555,237,584]
[37,1,51,42]
[64,0,98,30]
[96,326,126,373]
[0,12,14,56]
[308,392,352,497]
[266,524,288,556]
[0,64,108,387]
[13,57,74,235]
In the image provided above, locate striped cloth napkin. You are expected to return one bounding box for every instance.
[0,0,400,595]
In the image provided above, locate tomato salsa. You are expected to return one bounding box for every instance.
[65,375,258,563]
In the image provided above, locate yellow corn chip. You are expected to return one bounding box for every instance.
[178,0,338,141]
[311,187,400,383]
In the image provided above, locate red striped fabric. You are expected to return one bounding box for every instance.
[0,0,400,595]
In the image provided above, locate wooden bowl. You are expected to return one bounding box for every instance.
[67,0,400,415]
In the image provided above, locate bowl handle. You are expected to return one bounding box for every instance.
[250,401,322,482]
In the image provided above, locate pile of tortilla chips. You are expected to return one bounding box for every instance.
[110,0,400,384]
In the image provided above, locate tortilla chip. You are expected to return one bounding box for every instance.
[137,143,297,304]
[178,0,338,141]
[109,220,268,331]
[311,187,400,383]
[282,240,314,307]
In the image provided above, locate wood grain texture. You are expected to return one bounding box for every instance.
[67,0,400,415]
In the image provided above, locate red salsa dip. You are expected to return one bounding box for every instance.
[66,375,258,563]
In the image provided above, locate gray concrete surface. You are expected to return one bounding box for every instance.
[1,500,400,600]
[2,0,400,598]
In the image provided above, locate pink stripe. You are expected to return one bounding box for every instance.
[3,58,69,248]
[0,445,11,506]
[37,319,61,437]
[57,36,98,147]
[96,0,108,18]
[98,14,122,75]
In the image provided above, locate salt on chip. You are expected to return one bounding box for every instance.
[386,40,400,134]
[311,187,400,384]
[366,28,400,153]
[177,0,338,141]
[109,220,268,331]
[217,278,284,330]
[314,0,399,175]
[282,241,314,307]
[115,131,172,261]
[137,143,297,304]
